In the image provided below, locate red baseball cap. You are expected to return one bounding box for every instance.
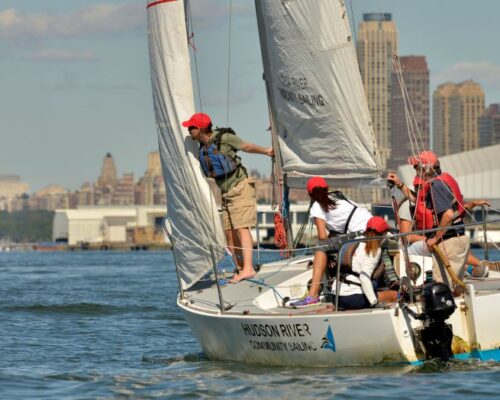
[306,176,328,194]
[182,113,212,129]
[408,150,439,166]
[365,216,389,234]
[413,175,424,186]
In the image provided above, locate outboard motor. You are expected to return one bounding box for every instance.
[403,282,457,361]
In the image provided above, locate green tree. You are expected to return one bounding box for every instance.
[0,210,54,242]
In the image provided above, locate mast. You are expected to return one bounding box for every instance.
[256,1,294,250]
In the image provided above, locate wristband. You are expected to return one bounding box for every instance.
[397,183,404,189]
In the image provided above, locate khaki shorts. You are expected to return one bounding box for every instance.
[432,235,470,288]
[221,178,256,231]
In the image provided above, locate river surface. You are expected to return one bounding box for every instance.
[1,250,500,399]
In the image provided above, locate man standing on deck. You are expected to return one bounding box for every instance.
[408,151,469,292]
[182,112,274,282]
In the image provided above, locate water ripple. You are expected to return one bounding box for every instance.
[2,250,500,399]
[2,303,160,315]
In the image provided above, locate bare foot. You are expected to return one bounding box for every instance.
[229,270,256,283]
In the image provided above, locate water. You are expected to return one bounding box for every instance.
[2,250,500,399]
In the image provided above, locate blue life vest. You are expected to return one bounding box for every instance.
[199,131,239,179]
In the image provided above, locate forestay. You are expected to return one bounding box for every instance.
[147,0,225,289]
[255,0,382,187]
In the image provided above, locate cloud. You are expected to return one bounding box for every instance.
[24,49,98,62]
[0,3,143,39]
[434,62,500,90]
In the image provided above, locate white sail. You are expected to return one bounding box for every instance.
[255,0,382,187]
[147,0,225,289]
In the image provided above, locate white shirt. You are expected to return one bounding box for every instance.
[333,241,381,305]
[397,199,431,256]
[310,199,372,234]
[397,198,413,222]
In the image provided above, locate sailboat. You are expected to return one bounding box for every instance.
[146,0,500,366]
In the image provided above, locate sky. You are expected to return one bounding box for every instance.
[1,0,500,192]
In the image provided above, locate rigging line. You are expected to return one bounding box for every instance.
[225,0,233,127]
[392,57,419,159]
[393,58,416,154]
[402,79,426,154]
[349,0,358,45]
[397,57,425,151]
[426,164,478,223]
[185,2,223,246]
[185,1,203,112]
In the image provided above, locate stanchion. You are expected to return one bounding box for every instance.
[210,245,226,313]
[482,205,489,260]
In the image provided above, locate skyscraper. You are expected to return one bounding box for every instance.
[389,56,429,170]
[97,153,118,188]
[433,80,485,156]
[113,173,135,205]
[432,82,455,156]
[479,104,500,148]
[146,151,162,177]
[357,13,398,170]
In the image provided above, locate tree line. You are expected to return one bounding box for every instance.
[0,211,54,243]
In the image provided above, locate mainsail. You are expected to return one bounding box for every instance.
[147,0,225,289]
[255,0,382,187]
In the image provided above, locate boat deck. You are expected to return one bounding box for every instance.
[182,257,500,317]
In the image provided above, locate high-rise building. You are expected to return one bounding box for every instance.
[31,185,69,210]
[432,82,456,156]
[357,13,399,170]
[433,80,485,156]
[146,151,162,177]
[78,182,95,206]
[135,151,165,205]
[113,173,135,205]
[389,56,429,170]
[479,104,500,147]
[0,175,29,198]
[97,153,118,188]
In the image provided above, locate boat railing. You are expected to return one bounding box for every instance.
[181,217,500,314]
[328,218,500,311]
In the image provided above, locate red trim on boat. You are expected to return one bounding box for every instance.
[147,0,177,9]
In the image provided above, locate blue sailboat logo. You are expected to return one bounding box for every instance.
[321,326,336,352]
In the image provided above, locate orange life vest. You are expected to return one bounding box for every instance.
[414,173,465,230]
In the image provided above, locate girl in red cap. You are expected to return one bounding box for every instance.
[333,216,398,310]
[291,176,372,307]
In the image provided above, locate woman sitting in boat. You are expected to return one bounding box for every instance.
[334,216,397,310]
[291,176,372,307]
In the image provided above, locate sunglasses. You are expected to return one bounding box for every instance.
[187,126,198,131]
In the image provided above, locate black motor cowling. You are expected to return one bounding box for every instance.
[404,282,457,361]
[421,282,456,322]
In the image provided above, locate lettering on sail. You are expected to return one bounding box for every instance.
[277,72,326,108]
[241,322,318,352]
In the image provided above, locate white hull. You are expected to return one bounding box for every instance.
[180,302,417,366]
[178,258,500,367]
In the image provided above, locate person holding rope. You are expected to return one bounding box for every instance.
[183,112,274,283]
[290,176,372,307]
[388,163,496,278]
[396,151,468,293]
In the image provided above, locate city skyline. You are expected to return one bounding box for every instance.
[2,1,500,192]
